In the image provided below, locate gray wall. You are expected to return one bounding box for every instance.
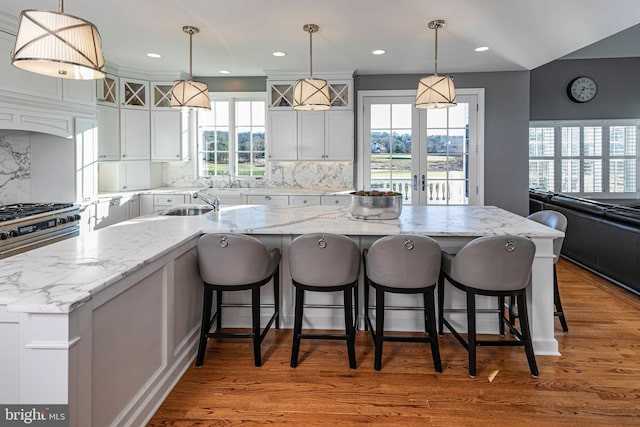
[530,57,640,120]
[196,76,266,92]
[356,71,531,216]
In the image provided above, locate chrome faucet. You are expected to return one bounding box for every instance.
[194,193,220,212]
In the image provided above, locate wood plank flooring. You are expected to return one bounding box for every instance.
[148,259,640,426]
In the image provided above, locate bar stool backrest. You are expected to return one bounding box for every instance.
[449,236,535,292]
[289,233,360,287]
[367,235,441,288]
[197,233,274,286]
[527,211,568,264]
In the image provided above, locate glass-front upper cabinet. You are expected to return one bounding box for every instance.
[151,82,174,109]
[268,80,352,110]
[120,78,148,108]
[97,74,119,106]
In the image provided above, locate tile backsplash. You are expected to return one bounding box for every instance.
[163,160,354,190]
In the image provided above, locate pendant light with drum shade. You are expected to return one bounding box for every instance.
[10,0,105,80]
[293,24,330,111]
[415,19,456,109]
[170,26,210,110]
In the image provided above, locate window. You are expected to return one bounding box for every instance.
[529,120,639,197]
[197,95,266,177]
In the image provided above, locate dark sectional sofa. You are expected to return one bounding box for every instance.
[529,189,640,295]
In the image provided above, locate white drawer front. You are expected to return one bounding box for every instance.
[288,195,321,206]
[320,196,350,206]
[246,195,289,206]
[154,194,186,206]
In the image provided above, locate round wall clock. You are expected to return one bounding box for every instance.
[567,76,597,103]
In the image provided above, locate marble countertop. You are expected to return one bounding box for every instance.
[0,205,562,314]
[95,187,352,201]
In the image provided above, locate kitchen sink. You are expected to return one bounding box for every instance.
[163,206,213,216]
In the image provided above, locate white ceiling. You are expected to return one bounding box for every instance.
[2,0,640,77]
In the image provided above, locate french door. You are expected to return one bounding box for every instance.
[359,89,483,205]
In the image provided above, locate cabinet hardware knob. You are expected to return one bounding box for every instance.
[122,154,127,158]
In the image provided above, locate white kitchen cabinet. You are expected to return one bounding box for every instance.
[94,198,130,230]
[320,195,350,206]
[151,110,183,161]
[153,194,186,211]
[267,78,353,162]
[75,118,99,202]
[98,160,157,192]
[127,195,141,218]
[150,82,174,109]
[288,195,321,206]
[120,77,148,109]
[140,194,155,215]
[297,110,354,161]
[97,105,120,160]
[120,109,150,160]
[245,194,289,206]
[268,110,297,160]
[97,74,119,106]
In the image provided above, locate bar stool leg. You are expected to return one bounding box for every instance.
[196,287,213,367]
[498,296,505,336]
[290,287,304,368]
[274,267,280,329]
[467,292,477,378]
[516,293,539,377]
[553,267,568,332]
[216,289,223,329]
[437,275,445,336]
[344,286,357,369]
[251,285,262,367]
[364,275,370,332]
[424,290,442,373]
[374,288,385,371]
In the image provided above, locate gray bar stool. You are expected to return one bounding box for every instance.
[196,233,281,367]
[527,210,569,331]
[363,235,442,372]
[289,233,360,369]
[438,235,538,378]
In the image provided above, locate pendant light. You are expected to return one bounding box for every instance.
[11,0,105,80]
[415,19,456,109]
[170,26,211,110]
[293,24,330,111]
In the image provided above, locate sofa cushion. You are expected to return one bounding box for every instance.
[549,195,609,215]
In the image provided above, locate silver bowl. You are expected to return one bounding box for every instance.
[349,194,403,220]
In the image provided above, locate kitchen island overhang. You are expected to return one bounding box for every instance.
[0,204,562,426]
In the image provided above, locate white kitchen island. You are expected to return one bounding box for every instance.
[0,204,562,426]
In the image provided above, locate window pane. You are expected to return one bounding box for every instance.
[236,101,251,125]
[561,159,580,192]
[252,101,265,126]
[215,101,229,124]
[529,128,554,157]
[561,127,580,156]
[610,126,637,156]
[583,126,602,156]
[448,103,468,128]
[583,159,602,192]
[426,108,447,128]
[371,105,390,129]
[529,159,554,191]
[610,159,637,192]
[391,104,411,128]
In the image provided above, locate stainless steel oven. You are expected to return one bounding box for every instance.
[0,203,80,259]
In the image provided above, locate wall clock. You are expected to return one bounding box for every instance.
[567,76,597,103]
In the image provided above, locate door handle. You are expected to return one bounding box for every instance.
[421,175,425,191]
[413,175,418,191]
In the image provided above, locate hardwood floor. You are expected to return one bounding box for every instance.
[148,259,640,426]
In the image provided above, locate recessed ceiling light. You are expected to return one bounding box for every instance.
[272,51,286,57]
[219,70,231,74]
[475,46,490,52]
[146,53,161,58]
[372,49,386,55]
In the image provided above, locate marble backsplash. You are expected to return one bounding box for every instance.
[163,160,354,190]
[0,131,30,204]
